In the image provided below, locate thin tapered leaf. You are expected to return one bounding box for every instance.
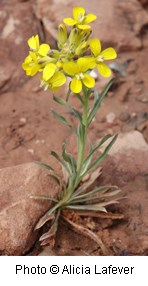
[75,167,102,196]
[70,189,121,204]
[66,199,119,212]
[66,204,107,212]
[50,150,71,174]
[87,134,118,172]
[53,96,82,122]
[34,161,54,172]
[46,172,64,191]
[81,134,113,177]
[88,79,114,125]
[51,109,73,129]
[39,209,60,242]
[30,194,58,203]
[35,213,55,230]
[62,143,76,173]
[73,185,117,199]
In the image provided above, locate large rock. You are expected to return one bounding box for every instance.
[0,1,40,92]
[138,0,148,7]
[35,0,148,52]
[0,163,59,255]
[101,131,148,186]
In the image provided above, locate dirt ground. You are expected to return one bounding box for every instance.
[0,0,148,255]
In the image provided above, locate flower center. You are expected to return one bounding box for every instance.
[76,72,84,80]
[96,55,104,63]
[78,13,85,23]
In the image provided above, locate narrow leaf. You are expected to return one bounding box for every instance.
[51,109,73,129]
[66,204,107,212]
[62,143,76,173]
[35,213,55,230]
[88,79,114,125]
[34,161,54,172]
[50,150,71,174]
[73,185,117,199]
[87,134,118,172]
[70,189,121,204]
[53,96,82,122]
[30,194,58,203]
[81,134,113,177]
[75,167,102,196]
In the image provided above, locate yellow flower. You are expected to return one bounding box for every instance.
[63,58,95,93]
[43,63,57,81]
[89,38,117,77]
[41,71,66,92]
[63,6,96,30]
[28,35,50,57]
[22,52,40,76]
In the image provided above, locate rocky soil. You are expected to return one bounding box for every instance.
[0,0,148,255]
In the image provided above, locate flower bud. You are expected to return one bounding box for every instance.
[57,24,67,49]
[69,28,81,47]
[75,41,88,56]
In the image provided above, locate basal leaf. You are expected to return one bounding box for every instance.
[34,161,54,172]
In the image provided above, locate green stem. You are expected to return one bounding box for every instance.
[62,87,89,201]
[76,87,89,185]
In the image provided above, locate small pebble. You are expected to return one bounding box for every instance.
[19,117,27,124]
[106,112,116,124]
[119,112,130,122]
[28,149,34,155]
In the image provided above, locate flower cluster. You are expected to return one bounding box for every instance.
[22,6,117,93]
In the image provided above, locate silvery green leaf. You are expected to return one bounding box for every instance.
[34,161,54,171]
[87,134,118,172]
[51,109,73,130]
[53,96,82,122]
[88,79,114,125]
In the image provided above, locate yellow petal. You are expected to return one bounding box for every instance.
[84,56,96,69]
[30,65,40,76]
[28,35,39,50]
[24,55,32,63]
[38,44,50,56]
[89,38,101,57]
[77,58,90,72]
[35,35,39,49]
[43,63,56,81]
[63,18,77,26]
[49,72,66,87]
[29,51,38,61]
[22,62,29,71]
[73,6,85,20]
[70,77,82,93]
[82,74,95,88]
[97,63,112,78]
[26,68,31,76]
[77,24,90,30]
[63,61,79,76]
[101,48,117,60]
[84,14,97,24]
